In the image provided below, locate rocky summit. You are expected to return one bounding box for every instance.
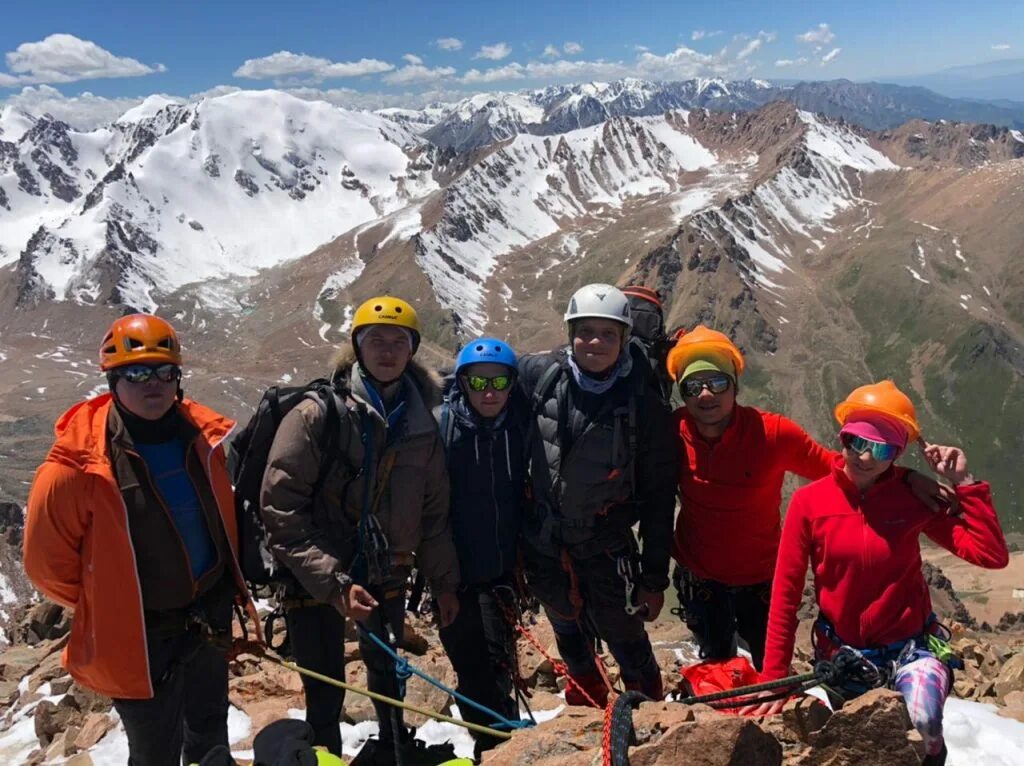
[1,555,1023,764]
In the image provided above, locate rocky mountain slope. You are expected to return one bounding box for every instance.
[1,87,1023,530]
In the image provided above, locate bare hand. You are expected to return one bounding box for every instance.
[918,439,969,485]
[333,584,378,622]
[905,468,961,516]
[436,591,460,628]
[737,688,789,717]
[638,588,665,622]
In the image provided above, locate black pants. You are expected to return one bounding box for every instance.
[286,588,407,756]
[522,543,661,689]
[112,587,233,766]
[438,580,519,753]
[674,566,771,670]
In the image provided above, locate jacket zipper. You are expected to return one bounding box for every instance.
[490,434,502,575]
[130,448,198,598]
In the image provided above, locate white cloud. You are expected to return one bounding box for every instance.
[2,34,164,86]
[737,39,764,60]
[691,30,723,41]
[474,42,512,61]
[542,44,561,59]
[0,84,150,129]
[992,43,1011,51]
[736,31,776,60]
[821,47,842,65]
[563,42,583,55]
[633,45,650,52]
[775,57,808,67]
[797,24,835,45]
[382,64,456,85]
[461,62,525,83]
[286,85,466,111]
[233,51,394,83]
[435,37,463,51]
[402,54,423,65]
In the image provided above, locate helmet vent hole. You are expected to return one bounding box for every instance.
[126,338,144,349]
[395,306,403,313]
[374,304,383,312]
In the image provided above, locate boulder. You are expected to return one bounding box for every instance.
[629,715,782,766]
[482,706,604,765]
[998,690,1024,724]
[73,712,116,750]
[796,688,920,765]
[34,699,80,746]
[994,651,1024,701]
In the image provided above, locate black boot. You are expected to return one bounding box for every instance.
[921,743,947,766]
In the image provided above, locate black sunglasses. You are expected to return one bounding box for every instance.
[680,374,732,398]
[116,363,182,384]
[462,374,513,392]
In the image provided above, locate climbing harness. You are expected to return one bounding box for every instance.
[617,555,647,617]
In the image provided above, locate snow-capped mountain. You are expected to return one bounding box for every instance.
[3,90,436,311]
[415,77,1024,152]
[2,85,1024,524]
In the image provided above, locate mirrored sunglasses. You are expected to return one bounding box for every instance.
[680,374,732,398]
[463,374,513,392]
[840,432,900,461]
[116,363,182,384]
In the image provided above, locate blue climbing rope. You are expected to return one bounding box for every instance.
[357,623,534,731]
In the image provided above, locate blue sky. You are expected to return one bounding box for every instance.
[1,0,1021,125]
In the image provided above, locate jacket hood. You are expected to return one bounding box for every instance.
[330,346,444,410]
[47,393,235,471]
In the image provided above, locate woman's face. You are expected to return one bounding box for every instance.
[571,318,625,374]
[841,440,896,488]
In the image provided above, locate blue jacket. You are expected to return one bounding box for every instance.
[436,383,527,586]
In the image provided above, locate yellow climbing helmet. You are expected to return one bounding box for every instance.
[351,295,421,352]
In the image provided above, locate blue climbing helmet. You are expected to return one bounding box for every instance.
[454,337,518,374]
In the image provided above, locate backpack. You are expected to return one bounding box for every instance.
[228,379,348,588]
[622,286,674,402]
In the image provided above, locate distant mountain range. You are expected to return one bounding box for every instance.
[409,78,1024,151]
[1,80,1023,532]
[885,58,1024,104]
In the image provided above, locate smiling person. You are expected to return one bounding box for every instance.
[752,381,1009,765]
[259,296,459,762]
[435,338,526,757]
[517,284,677,707]
[666,325,834,671]
[23,314,254,766]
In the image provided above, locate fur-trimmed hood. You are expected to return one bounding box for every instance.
[328,346,444,410]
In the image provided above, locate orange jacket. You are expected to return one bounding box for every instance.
[23,394,252,699]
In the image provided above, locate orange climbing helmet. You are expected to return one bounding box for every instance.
[665,325,745,382]
[99,314,182,371]
[834,380,921,443]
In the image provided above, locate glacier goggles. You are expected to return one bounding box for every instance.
[680,373,732,398]
[461,374,513,392]
[114,363,183,384]
[840,432,900,462]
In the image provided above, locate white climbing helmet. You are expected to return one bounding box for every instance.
[564,284,633,329]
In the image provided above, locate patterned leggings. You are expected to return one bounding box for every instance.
[892,654,951,757]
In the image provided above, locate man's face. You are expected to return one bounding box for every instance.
[460,362,513,419]
[360,325,413,382]
[681,370,736,428]
[113,365,180,420]
[571,318,625,374]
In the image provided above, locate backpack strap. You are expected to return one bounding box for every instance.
[523,361,563,464]
[305,383,348,498]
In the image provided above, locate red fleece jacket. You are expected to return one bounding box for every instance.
[673,405,833,585]
[761,457,1009,680]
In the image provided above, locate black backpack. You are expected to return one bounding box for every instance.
[622,286,673,401]
[228,379,347,588]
